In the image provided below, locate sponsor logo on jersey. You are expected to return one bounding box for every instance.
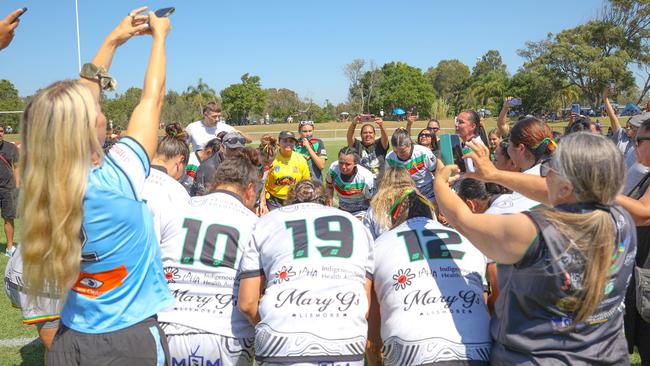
[392,268,415,290]
[276,176,296,186]
[72,265,127,298]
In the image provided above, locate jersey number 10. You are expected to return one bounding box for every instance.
[180,218,240,269]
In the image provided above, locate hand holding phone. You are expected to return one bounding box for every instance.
[508,97,522,107]
[154,7,175,18]
[11,8,27,24]
[359,114,374,122]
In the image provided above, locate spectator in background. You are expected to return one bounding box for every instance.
[192,132,246,196]
[347,115,389,179]
[488,128,502,157]
[294,120,327,182]
[0,123,19,257]
[259,131,310,213]
[185,102,251,152]
[427,119,442,147]
[0,8,24,50]
[604,86,649,195]
[417,128,439,156]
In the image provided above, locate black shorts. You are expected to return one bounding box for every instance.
[0,188,16,219]
[47,316,170,366]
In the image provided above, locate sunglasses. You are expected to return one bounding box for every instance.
[635,136,650,146]
[427,127,440,132]
[418,134,433,138]
[539,158,559,178]
[299,120,314,126]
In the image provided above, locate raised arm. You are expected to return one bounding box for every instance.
[463,141,550,205]
[497,97,511,137]
[347,116,359,147]
[0,8,24,50]
[603,87,621,134]
[405,112,416,137]
[433,163,538,264]
[375,117,389,150]
[125,11,171,160]
[79,7,149,105]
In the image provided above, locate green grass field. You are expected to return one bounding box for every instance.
[0,117,641,365]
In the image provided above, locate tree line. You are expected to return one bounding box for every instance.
[0,0,647,130]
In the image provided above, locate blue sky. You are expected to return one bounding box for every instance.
[1,0,606,104]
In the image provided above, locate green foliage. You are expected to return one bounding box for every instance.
[101,87,142,130]
[220,74,267,123]
[0,80,23,129]
[426,60,470,114]
[472,50,507,78]
[371,62,435,118]
[265,88,301,121]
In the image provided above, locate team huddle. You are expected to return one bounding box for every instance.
[4,7,650,366]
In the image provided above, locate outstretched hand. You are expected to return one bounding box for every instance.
[434,159,460,186]
[0,8,24,50]
[107,7,150,47]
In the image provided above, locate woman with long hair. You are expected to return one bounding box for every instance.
[362,167,416,239]
[20,8,173,364]
[434,132,635,364]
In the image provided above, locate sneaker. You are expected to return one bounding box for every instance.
[5,246,15,257]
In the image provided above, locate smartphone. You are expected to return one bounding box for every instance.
[439,134,467,173]
[12,7,27,23]
[608,80,617,95]
[359,114,374,122]
[508,98,522,107]
[154,7,175,17]
[571,104,581,114]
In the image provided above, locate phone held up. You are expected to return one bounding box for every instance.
[359,114,375,122]
[154,7,175,18]
[12,7,27,23]
[508,97,522,107]
[608,80,617,95]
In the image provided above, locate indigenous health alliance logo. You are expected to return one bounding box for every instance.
[392,268,415,291]
[274,265,296,284]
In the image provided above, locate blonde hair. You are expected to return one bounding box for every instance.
[369,167,417,231]
[19,80,104,298]
[542,132,625,324]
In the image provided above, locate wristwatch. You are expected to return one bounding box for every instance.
[79,63,117,91]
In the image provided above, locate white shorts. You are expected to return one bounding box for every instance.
[162,323,254,366]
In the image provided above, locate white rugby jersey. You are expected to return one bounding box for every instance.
[373,217,491,365]
[326,162,375,214]
[385,145,437,200]
[240,203,374,364]
[143,167,191,246]
[156,190,258,338]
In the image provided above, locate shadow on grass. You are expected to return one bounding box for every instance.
[19,339,44,365]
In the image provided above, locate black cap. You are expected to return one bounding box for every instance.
[278,131,297,140]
